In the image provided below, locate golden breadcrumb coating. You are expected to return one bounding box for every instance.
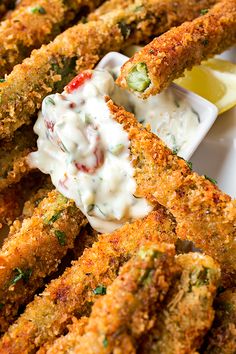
[139,253,220,354]
[107,98,236,287]
[0,190,86,333]
[68,243,177,354]
[0,0,104,75]
[89,0,218,22]
[117,0,236,98]
[0,208,177,353]
[0,0,218,138]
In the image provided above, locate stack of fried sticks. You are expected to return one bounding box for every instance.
[0,0,235,353]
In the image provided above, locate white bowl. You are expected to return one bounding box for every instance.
[97,52,218,160]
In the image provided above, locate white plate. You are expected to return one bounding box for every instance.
[191,47,236,198]
[97,52,218,161]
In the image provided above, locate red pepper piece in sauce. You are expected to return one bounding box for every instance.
[45,120,55,132]
[65,71,93,93]
[74,147,104,174]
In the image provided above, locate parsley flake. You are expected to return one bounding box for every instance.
[187,161,193,170]
[204,175,217,184]
[44,210,62,225]
[0,78,5,83]
[54,230,66,246]
[9,268,32,286]
[118,21,131,39]
[31,6,46,14]
[93,285,106,295]
[103,336,108,348]
[200,9,208,15]
[45,97,55,105]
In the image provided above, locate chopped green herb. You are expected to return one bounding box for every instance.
[174,99,180,108]
[172,147,179,155]
[200,8,208,15]
[118,21,131,39]
[170,135,178,154]
[127,63,151,92]
[134,5,143,12]
[44,210,62,225]
[0,303,4,310]
[9,268,32,286]
[84,114,92,124]
[54,230,66,246]
[93,285,107,295]
[30,5,46,14]
[109,144,124,155]
[138,247,162,261]
[186,161,193,170]
[87,204,95,214]
[103,336,108,348]
[0,78,5,83]
[190,267,210,288]
[45,97,55,105]
[204,175,217,184]
[139,268,154,285]
[50,56,77,91]
[191,107,201,123]
[95,205,106,217]
[57,193,68,204]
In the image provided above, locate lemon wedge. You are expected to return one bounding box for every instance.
[175,58,236,114]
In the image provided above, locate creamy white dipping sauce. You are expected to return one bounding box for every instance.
[110,67,200,156]
[29,70,152,233]
[29,68,200,233]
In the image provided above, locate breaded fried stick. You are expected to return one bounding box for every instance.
[59,243,178,354]
[0,190,86,333]
[0,0,219,138]
[106,99,236,287]
[139,253,220,354]
[0,208,177,353]
[203,288,236,354]
[0,124,36,191]
[89,0,218,22]
[117,0,236,98]
[0,0,104,75]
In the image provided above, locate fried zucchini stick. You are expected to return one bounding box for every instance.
[0,190,86,333]
[0,0,104,75]
[139,253,220,354]
[107,99,236,287]
[0,124,36,191]
[0,0,219,138]
[0,208,177,352]
[117,0,236,98]
[203,288,236,354]
[55,243,178,354]
[89,0,218,22]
